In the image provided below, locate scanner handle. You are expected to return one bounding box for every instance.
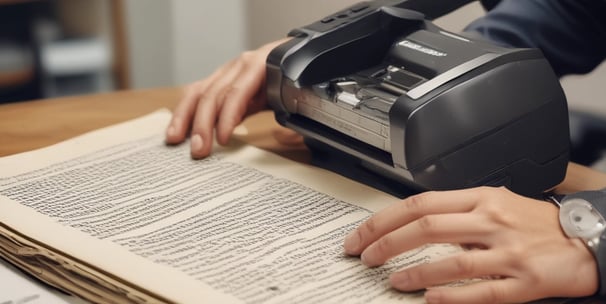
[273,2,430,87]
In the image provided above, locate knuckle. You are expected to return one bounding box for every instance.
[504,245,529,264]
[186,81,204,93]
[222,86,241,103]
[483,284,507,303]
[485,205,513,227]
[525,270,542,286]
[219,114,240,130]
[240,50,255,62]
[453,255,475,276]
[475,186,501,201]
[374,235,394,256]
[196,91,210,103]
[477,185,493,193]
[507,246,524,259]
[417,215,437,233]
[361,216,378,236]
[402,192,429,214]
[404,268,425,286]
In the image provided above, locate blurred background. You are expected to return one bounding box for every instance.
[0,0,123,102]
[1,0,605,168]
[1,0,605,114]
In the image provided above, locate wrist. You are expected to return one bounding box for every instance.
[547,188,606,296]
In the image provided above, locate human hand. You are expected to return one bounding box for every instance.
[165,38,290,158]
[343,186,598,304]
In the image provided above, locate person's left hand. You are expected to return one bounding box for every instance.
[343,186,598,304]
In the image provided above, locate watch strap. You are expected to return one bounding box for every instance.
[558,188,606,297]
[596,233,606,297]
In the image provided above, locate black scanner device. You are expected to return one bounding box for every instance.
[266,0,570,197]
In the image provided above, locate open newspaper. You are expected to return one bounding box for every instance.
[0,109,459,303]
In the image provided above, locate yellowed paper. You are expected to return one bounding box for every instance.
[0,110,458,303]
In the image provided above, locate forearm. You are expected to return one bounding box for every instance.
[556,163,606,194]
[464,0,606,76]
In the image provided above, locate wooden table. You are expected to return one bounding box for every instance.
[1,87,606,304]
[0,87,310,162]
[0,88,181,156]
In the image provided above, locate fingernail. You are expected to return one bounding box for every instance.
[166,117,180,139]
[166,125,176,138]
[361,249,382,267]
[343,231,360,255]
[360,251,371,266]
[191,134,203,153]
[425,289,441,304]
[391,272,412,290]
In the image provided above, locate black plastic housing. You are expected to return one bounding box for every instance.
[266,1,569,197]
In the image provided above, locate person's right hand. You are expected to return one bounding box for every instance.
[165,38,290,159]
[343,186,598,304]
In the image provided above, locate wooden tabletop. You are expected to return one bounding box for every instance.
[0,87,181,156]
[0,87,309,162]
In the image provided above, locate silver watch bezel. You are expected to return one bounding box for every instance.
[559,197,606,255]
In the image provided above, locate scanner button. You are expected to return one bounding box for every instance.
[321,17,334,23]
[351,4,369,13]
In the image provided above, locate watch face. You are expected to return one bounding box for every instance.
[559,198,606,240]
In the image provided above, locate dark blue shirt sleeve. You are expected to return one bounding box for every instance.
[464,0,606,76]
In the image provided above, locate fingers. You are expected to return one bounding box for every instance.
[165,38,292,159]
[189,60,245,158]
[189,92,220,158]
[216,51,268,145]
[165,58,237,147]
[165,82,206,145]
[423,279,535,304]
[343,186,599,303]
[390,250,506,292]
[344,189,481,256]
[360,213,492,267]
[273,128,304,146]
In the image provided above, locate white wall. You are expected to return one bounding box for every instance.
[124,0,246,88]
[245,0,356,48]
[172,1,246,85]
[123,0,173,88]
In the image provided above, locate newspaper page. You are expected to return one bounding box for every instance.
[0,110,459,303]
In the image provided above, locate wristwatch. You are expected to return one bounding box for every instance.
[547,189,606,296]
